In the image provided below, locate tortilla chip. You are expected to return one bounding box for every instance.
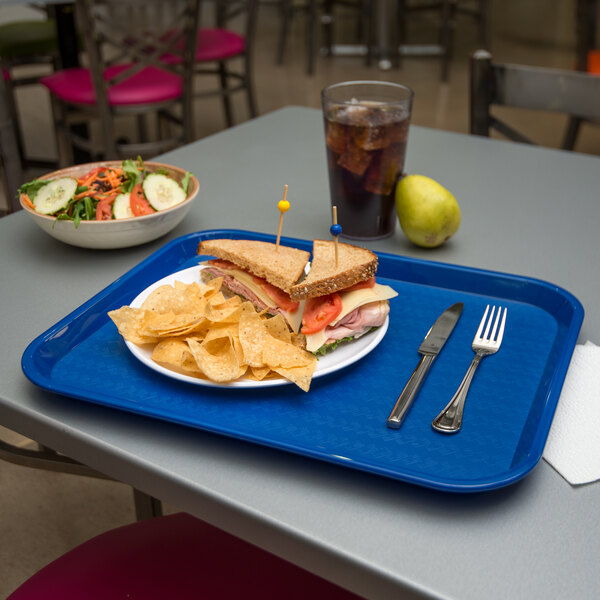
[141,284,206,315]
[264,314,291,343]
[262,336,315,369]
[110,276,317,391]
[272,364,315,392]
[186,336,246,382]
[238,308,267,367]
[108,307,158,345]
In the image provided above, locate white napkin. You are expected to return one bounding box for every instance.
[543,341,600,485]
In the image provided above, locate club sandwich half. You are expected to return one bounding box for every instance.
[289,240,398,354]
[197,238,310,332]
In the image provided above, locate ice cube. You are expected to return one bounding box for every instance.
[354,112,409,151]
[325,120,348,155]
[338,140,372,176]
[364,143,405,195]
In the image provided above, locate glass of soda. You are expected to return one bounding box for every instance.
[321,81,414,240]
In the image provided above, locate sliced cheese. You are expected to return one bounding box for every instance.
[224,267,278,308]
[304,283,397,352]
[330,284,397,327]
[213,266,304,333]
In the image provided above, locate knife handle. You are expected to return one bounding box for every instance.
[387,354,435,429]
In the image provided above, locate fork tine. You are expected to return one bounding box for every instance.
[483,305,496,340]
[496,307,507,344]
[490,305,502,341]
[476,305,490,339]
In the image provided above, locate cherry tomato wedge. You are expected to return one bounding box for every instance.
[301,293,342,334]
[343,276,376,292]
[130,183,154,216]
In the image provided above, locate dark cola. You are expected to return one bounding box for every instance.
[324,102,410,239]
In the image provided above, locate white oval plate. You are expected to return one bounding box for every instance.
[125,265,389,389]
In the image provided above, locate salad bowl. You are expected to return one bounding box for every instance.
[19,161,199,250]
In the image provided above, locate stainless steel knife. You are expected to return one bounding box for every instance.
[387,302,463,429]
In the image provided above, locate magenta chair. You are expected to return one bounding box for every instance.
[8,512,364,599]
[39,0,200,164]
[193,0,258,128]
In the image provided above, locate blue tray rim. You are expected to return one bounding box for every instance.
[21,229,584,493]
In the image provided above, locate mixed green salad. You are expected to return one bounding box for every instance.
[19,158,193,227]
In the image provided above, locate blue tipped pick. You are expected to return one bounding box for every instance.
[330,223,342,237]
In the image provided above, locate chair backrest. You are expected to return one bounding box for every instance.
[469,49,600,144]
[75,0,200,157]
[212,0,257,44]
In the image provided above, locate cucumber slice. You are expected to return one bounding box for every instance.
[142,173,186,211]
[33,177,78,215]
[112,193,134,219]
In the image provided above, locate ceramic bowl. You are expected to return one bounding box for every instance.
[19,161,199,249]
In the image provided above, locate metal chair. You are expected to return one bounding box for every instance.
[276,0,374,75]
[7,512,363,599]
[562,0,599,150]
[192,0,258,127]
[0,10,59,170]
[0,74,24,217]
[0,435,162,521]
[397,0,489,81]
[39,0,200,164]
[469,49,600,145]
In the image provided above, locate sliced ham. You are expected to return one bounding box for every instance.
[202,266,289,320]
[324,301,389,343]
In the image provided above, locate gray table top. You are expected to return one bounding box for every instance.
[1,107,599,600]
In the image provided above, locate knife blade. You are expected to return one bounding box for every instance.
[387,302,463,429]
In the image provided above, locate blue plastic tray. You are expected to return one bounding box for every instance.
[21,230,583,492]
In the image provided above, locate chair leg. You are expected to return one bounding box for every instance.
[218,62,233,128]
[2,73,27,166]
[440,0,454,82]
[244,58,258,119]
[136,114,148,144]
[0,76,24,211]
[133,488,163,521]
[322,0,333,58]
[478,0,489,49]
[562,117,582,150]
[50,96,73,167]
[277,0,293,65]
[395,0,407,69]
[306,0,318,75]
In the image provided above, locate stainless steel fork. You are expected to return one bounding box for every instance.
[432,305,507,433]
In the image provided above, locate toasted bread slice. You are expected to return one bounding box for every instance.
[289,240,378,300]
[197,239,310,293]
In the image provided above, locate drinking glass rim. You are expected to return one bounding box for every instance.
[322,80,414,104]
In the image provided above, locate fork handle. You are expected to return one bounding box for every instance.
[431,350,486,433]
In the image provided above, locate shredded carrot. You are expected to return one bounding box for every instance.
[74,189,96,200]
[22,193,35,210]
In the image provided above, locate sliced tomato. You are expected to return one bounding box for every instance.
[130,183,154,216]
[344,276,376,292]
[301,293,342,334]
[257,279,300,313]
[207,259,239,270]
[95,195,115,220]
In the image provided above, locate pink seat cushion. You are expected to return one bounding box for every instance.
[195,28,245,61]
[39,64,182,106]
[9,513,363,599]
